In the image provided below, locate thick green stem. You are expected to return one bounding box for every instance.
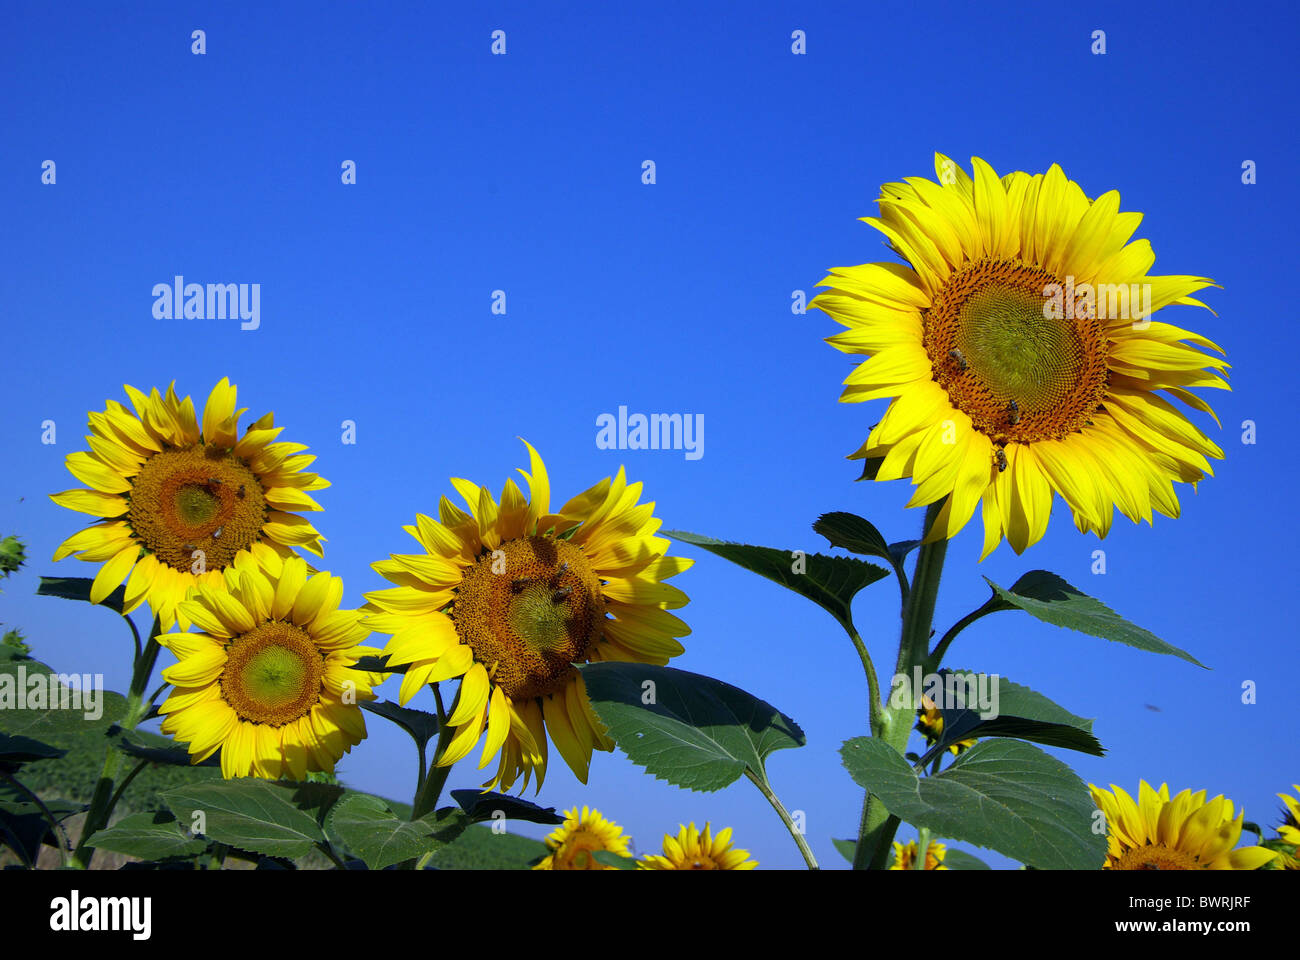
[853,501,948,870]
[409,683,451,822]
[70,616,162,869]
[744,768,819,870]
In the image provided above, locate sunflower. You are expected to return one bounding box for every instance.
[915,695,976,756]
[639,822,757,870]
[1090,781,1280,870]
[810,155,1227,556]
[50,379,329,629]
[1273,785,1300,869]
[157,554,379,779]
[533,806,632,870]
[889,838,947,870]
[365,440,691,792]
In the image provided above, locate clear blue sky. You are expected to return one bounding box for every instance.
[2,0,1296,868]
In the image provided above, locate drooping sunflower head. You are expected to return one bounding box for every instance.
[364,440,691,792]
[51,379,330,629]
[638,821,757,870]
[810,155,1228,556]
[1090,781,1280,870]
[533,806,632,870]
[157,554,379,779]
[915,696,976,756]
[889,838,947,870]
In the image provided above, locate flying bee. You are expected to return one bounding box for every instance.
[182,542,197,553]
[995,447,1008,473]
[1006,400,1020,426]
[552,586,574,602]
[948,348,968,373]
[206,477,224,486]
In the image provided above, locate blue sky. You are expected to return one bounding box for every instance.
[1,0,1296,868]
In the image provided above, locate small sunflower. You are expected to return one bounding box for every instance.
[1273,785,1300,869]
[915,695,976,755]
[1090,781,1280,870]
[533,806,632,870]
[639,822,757,870]
[811,155,1227,556]
[889,838,947,870]
[157,554,379,779]
[365,440,691,792]
[50,379,329,629]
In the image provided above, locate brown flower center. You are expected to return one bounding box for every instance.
[128,445,267,572]
[1113,843,1201,871]
[924,258,1109,446]
[452,536,605,701]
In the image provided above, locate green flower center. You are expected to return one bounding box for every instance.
[220,622,325,726]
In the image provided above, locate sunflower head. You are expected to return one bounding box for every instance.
[915,696,976,756]
[365,440,691,793]
[889,838,947,870]
[50,379,329,629]
[811,155,1228,556]
[1090,780,1280,870]
[533,806,632,870]
[638,822,757,870]
[157,554,379,779]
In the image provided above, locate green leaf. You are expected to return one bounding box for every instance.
[160,780,328,859]
[813,512,893,563]
[664,530,888,632]
[986,571,1205,667]
[36,576,127,615]
[0,659,127,741]
[351,654,407,675]
[449,790,563,825]
[923,671,1103,757]
[832,837,857,865]
[361,699,439,750]
[582,662,805,793]
[941,848,991,870]
[89,810,209,862]
[840,736,1105,870]
[0,732,66,763]
[330,794,437,870]
[114,727,220,767]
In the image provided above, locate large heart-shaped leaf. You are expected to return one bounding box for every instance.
[89,810,209,862]
[329,793,470,870]
[664,530,888,632]
[160,780,331,859]
[582,662,804,793]
[841,736,1105,870]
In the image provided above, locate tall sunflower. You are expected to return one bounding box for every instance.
[1090,781,1279,870]
[638,822,757,870]
[365,440,691,792]
[157,554,379,779]
[810,155,1227,556]
[533,806,632,870]
[50,379,329,629]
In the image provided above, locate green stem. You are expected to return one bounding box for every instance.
[912,827,931,870]
[926,598,999,671]
[745,768,818,870]
[853,501,949,870]
[70,615,163,869]
[410,683,451,822]
[847,626,883,733]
